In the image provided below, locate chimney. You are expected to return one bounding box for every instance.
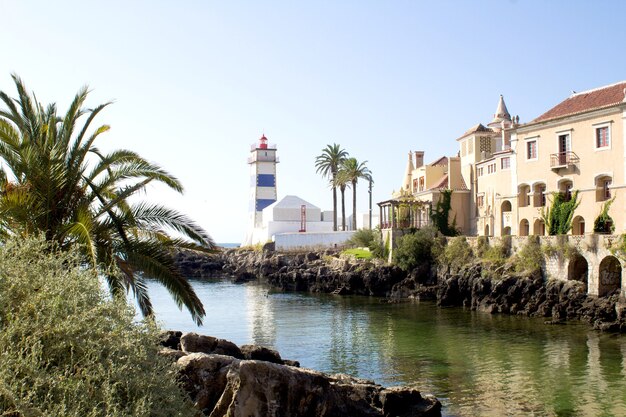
[414,151,424,168]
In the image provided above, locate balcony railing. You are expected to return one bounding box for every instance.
[550,151,579,169]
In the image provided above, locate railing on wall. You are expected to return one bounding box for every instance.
[550,151,580,169]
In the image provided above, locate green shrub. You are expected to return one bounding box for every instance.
[514,236,544,274]
[348,228,378,248]
[542,191,581,235]
[393,227,438,271]
[438,236,474,271]
[0,236,194,417]
[594,197,615,234]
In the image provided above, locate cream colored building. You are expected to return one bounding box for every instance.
[383,80,626,238]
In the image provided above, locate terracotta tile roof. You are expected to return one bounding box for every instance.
[532,81,626,123]
[428,156,448,167]
[456,123,493,140]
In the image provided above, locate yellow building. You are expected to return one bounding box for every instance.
[511,81,626,237]
[383,80,626,238]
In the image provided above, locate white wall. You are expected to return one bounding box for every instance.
[274,231,355,251]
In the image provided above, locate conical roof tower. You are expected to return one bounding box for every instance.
[488,95,512,130]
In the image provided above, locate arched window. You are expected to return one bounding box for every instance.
[518,184,530,207]
[572,216,585,235]
[533,183,547,207]
[519,219,529,236]
[533,219,545,236]
[595,175,613,202]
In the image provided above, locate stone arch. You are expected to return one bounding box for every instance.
[557,178,574,201]
[502,226,511,236]
[501,200,512,212]
[533,219,545,236]
[568,254,588,292]
[484,224,490,237]
[519,219,529,236]
[532,182,547,207]
[572,216,585,235]
[518,184,530,207]
[598,256,622,297]
[594,174,613,202]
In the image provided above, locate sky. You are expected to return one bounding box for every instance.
[1,0,625,243]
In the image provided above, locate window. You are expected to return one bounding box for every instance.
[501,157,510,170]
[418,177,425,192]
[596,126,610,148]
[477,167,484,177]
[477,195,484,207]
[412,179,418,191]
[527,140,537,160]
[604,179,612,199]
[487,163,496,174]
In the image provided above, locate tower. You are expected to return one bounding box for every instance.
[247,134,278,230]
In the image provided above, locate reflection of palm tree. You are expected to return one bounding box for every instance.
[315,144,348,231]
[0,75,215,324]
[338,158,372,230]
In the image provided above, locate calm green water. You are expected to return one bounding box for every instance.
[146,278,626,417]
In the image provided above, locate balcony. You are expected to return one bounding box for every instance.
[550,151,579,170]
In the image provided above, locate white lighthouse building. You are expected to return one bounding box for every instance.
[243,134,349,249]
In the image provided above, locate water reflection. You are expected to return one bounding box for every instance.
[144,279,626,417]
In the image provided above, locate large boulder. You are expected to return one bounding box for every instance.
[175,353,441,417]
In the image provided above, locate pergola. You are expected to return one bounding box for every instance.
[377,197,431,230]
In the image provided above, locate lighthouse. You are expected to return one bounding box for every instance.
[244,134,279,245]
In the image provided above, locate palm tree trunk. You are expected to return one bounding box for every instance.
[332,180,338,231]
[340,186,346,231]
[352,180,357,230]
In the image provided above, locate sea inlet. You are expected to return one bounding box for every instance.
[145,277,626,417]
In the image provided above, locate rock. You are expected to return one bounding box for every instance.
[240,344,283,364]
[175,354,441,417]
[180,333,243,359]
[180,332,217,353]
[380,386,442,417]
[158,347,187,362]
[213,338,244,359]
[159,330,182,350]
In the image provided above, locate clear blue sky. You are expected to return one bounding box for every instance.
[1,0,625,243]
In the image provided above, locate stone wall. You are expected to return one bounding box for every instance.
[463,234,625,298]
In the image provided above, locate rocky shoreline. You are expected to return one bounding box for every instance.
[160,331,441,417]
[175,249,626,332]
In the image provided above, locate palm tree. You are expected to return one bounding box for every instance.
[333,172,350,231]
[339,157,372,230]
[0,74,215,325]
[314,143,347,231]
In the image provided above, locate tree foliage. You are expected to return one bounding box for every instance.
[0,74,215,324]
[392,227,439,271]
[0,236,195,416]
[593,197,615,234]
[315,143,348,231]
[541,190,581,235]
[338,157,372,230]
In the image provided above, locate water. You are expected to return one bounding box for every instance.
[147,278,626,417]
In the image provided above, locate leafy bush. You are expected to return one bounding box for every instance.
[393,227,438,271]
[438,236,474,271]
[0,237,194,416]
[514,236,544,274]
[542,191,580,235]
[348,228,378,248]
[594,197,615,234]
